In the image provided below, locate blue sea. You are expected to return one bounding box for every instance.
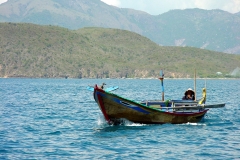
[1,78,240,159]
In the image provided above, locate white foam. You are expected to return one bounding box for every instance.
[180,122,206,126]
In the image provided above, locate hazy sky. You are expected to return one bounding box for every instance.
[0,0,239,15]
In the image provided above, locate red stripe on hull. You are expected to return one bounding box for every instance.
[97,93,111,123]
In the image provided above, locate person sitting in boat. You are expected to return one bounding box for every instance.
[182,88,195,100]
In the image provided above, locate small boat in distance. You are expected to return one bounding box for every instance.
[89,70,225,125]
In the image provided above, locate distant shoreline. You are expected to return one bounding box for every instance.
[0,77,239,80]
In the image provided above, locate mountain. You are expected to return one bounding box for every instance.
[156,9,240,54]
[0,0,149,33]
[0,23,239,78]
[0,0,240,54]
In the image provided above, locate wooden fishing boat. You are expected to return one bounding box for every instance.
[92,85,224,124]
[89,70,225,124]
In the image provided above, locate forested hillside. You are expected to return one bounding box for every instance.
[0,23,239,78]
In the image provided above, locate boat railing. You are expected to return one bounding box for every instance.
[171,100,199,112]
[171,100,198,107]
[144,100,201,112]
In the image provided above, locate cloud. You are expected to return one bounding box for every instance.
[0,0,7,4]
[101,0,121,7]
[101,0,240,15]
[220,0,240,13]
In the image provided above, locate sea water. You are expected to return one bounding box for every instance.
[0,78,240,159]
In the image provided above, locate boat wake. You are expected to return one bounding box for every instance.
[97,115,146,127]
[179,122,206,126]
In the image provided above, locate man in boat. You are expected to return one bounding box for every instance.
[182,88,195,100]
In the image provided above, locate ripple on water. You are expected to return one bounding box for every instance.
[0,79,240,159]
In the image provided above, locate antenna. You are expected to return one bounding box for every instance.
[205,79,207,89]
[194,69,196,101]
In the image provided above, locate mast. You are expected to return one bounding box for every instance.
[159,70,164,101]
[194,69,196,101]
